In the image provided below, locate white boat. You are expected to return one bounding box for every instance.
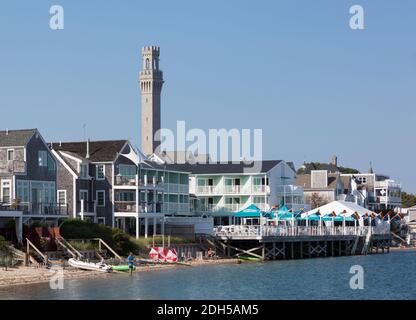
[68,258,112,273]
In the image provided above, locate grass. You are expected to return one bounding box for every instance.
[67,241,97,251]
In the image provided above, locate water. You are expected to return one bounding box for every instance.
[1,250,415,300]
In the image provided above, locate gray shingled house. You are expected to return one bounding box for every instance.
[0,129,65,242]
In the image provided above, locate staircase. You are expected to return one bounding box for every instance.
[55,236,83,259]
[26,238,49,268]
[351,235,360,255]
[199,234,227,257]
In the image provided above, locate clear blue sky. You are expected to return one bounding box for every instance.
[1,1,415,192]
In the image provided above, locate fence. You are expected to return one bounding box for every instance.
[214,225,390,238]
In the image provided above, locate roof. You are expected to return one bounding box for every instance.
[303,200,377,217]
[296,173,343,190]
[0,129,37,147]
[300,162,340,174]
[165,160,283,175]
[52,140,127,162]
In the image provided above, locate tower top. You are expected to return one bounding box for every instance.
[142,46,160,54]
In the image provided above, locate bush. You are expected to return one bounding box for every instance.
[60,219,140,256]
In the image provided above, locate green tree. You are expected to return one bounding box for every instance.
[402,192,416,208]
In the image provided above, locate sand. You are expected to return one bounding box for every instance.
[0,258,239,288]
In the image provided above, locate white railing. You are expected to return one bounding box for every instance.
[213,225,390,238]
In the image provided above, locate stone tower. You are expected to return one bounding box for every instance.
[140,46,164,155]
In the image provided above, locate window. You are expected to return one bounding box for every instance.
[57,190,67,206]
[80,164,89,179]
[96,164,105,180]
[119,164,136,178]
[16,180,29,203]
[47,153,56,171]
[97,217,106,225]
[7,149,14,161]
[38,150,47,167]
[96,190,105,207]
[116,191,134,202]
[1,180,11,204]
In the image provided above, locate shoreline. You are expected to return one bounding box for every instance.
[0,259,239,289]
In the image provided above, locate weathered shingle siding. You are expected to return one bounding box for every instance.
[19,134,56,182]
[94,163,113,226]
[56,159,74,216]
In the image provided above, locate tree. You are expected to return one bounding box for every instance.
[402,192,416,208]
[310,193,325,209]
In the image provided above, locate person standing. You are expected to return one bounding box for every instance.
[127,252,135,276]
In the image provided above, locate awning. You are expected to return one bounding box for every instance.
[234,204,264,218]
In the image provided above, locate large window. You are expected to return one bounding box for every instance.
[38,150,47,167]
[96,164,105,180]
[119,164,136,178]
[115,191,134,202]
[16,180,29,203]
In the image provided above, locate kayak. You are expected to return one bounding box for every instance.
[68,258,112,272]
[237,256,262,262]
[139,258,192,267]
[111,265,136,272]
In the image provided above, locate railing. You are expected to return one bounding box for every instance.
[77,200,96,214]
[164,183,188,193]
[0,202,69,215]
[252,185,268,194]
[115,175,137,186]
[213,225,390,238]
[114,201,137,213]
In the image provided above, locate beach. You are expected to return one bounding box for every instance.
[0,258,239,288]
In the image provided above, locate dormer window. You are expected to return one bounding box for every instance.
[96,164,105,180]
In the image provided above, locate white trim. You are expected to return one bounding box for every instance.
[7,149,15,161]
[80,189,89,201]
[51,150,78,178]
[1,179,12,204]
[72,176,77,218]
[59,151,83,164]
[96,164,105,180]
[57,189,67,206]
[97,217,106,225]
[96,190,106,207]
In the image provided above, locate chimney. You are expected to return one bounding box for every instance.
[59,141,62,147]
[331,155,338,167]
[86,139,90,159]
[6,128,8,135]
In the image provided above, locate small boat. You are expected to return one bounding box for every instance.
[111,265,136,272]
[68,258,112,273]
[237,255,262,262]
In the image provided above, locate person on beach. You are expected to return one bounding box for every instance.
[127,252,135,276]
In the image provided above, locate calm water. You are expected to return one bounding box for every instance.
[1,250,415,300]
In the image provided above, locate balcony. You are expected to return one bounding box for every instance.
[276,185,304,195]
[0,202,69,216]
[374,181,401,189]
[115,175,137,186]
[164,183,188,193]
[252,185,268,194]
[76,200,96,215]
[114,201,137,213]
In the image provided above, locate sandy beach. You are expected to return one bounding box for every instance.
[0,258,239,288]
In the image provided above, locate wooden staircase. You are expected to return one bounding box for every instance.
[26,238,49,268]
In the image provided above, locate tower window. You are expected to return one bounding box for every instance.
[146,58,150,69]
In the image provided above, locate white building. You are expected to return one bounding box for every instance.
[161,160,308,224]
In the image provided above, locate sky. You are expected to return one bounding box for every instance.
[0,1,415,192]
